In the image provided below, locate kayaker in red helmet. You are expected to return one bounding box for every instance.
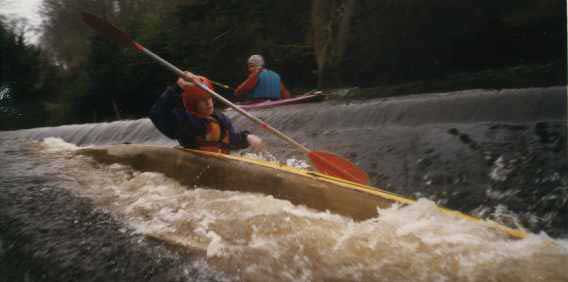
[234,54,290,101]
[150,71,264,153]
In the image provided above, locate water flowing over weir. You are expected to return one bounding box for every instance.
[1,87,567,281]
[229,86,568,236]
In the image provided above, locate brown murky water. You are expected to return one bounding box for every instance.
[10,137,564,282]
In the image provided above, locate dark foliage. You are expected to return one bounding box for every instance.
[0,21,61,130]
[1,0,565,129]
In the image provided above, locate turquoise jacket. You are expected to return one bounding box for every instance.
[250,69,281,100]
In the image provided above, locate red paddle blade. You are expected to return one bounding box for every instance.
[308,151,369,185]
[81,12,133,48]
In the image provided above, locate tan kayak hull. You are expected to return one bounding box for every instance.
[78,144,527,239]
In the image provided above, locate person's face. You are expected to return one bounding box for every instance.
[196,97,214,116]
[247,63,260,73]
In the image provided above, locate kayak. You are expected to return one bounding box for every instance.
[233,91,325,110]
[78,144,527,239]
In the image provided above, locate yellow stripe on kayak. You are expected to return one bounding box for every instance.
[182,148,528,239]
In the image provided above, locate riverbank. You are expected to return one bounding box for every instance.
[326,61,565,100]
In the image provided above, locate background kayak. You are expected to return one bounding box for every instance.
[233,91,326,110]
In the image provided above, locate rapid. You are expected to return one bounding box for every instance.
[1,87,567,281]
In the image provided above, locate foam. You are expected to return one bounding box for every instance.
[241,152,311,169]
[36,143,568,282]
[41,137,80,152]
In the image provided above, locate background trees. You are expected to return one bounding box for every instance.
[0,0,564,129]
[0,4,60,130]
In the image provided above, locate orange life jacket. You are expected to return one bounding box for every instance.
[194,116,231,154]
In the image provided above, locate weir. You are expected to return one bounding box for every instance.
[6,87,568,235]
[229,86,568,235]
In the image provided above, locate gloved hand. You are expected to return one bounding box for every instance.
[246,134,265,152]
[177,71,197,89]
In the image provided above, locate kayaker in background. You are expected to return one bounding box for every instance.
[234,54,291,101]
[149,72,264,153]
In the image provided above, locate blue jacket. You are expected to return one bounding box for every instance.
[235,68,290,100]
[250,69,282,100]
[149,85,250,150]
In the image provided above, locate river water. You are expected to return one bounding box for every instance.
[1,88,567,281]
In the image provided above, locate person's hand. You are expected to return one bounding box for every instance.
[246,134,265,151]
[177,71,196,89]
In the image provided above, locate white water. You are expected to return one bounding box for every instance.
[23,137,567,282]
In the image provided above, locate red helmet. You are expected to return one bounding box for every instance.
[181,76,214,113]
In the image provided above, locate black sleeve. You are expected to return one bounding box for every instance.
[228,128,250,150]
[149,85,183,139]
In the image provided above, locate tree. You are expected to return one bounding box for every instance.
[31,0,564,128]
[0,19,55,129]
[311,0,356,89]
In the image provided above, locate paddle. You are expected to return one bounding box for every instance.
[81,12,369,185]
[210,80,232,91]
